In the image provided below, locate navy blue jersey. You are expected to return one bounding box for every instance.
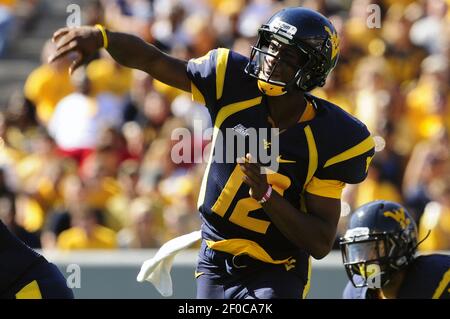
[0,220,73,298]
[0,220,42,293]
[343,254,450,299]
[187,49,374,281]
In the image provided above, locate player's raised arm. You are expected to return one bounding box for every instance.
[49,26,190,92]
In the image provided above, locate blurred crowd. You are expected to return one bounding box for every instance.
[0,0,448,253]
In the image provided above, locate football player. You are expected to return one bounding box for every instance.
[0,220,74,298]
[340,200,450,299]
[50,7,374,299]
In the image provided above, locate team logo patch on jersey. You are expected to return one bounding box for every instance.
[232,124,250,137]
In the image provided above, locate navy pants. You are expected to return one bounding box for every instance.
[196,241,306,299]
[2,258,74,299]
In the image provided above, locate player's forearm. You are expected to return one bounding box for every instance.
[262,192,336,259]
[105,31,162,72]
[104,31,190,91]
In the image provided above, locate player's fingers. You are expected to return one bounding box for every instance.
[243,163,268,184]
[245,153,263,172]
[245,153,259,165]
[244,168,260,182]
[242,175,258,188]
[52,27,71,43]
[53,30,83,54]
[258,165,267,175]
[48,40,78,63]
[69,54,84,75]
[242,161,260,176]
[54,32,79,52]
[239,162,253,176]
[239,165,260,184]
[237,156,247,164]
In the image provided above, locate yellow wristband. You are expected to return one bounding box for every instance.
[95,24,108,49]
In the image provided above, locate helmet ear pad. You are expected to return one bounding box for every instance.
[293,49,328,92]
[389,227,418,268]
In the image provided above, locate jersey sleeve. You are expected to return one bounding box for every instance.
[305,134,375,199]
[305,177,345,199]
[186,48,230,118]
[316,135,375,184]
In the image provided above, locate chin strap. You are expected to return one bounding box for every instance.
[257,80,287,96]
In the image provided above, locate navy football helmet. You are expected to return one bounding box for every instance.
[245,7,340,95]
[340,201,418,288]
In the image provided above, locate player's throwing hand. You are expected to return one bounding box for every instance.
[49,26,104,74]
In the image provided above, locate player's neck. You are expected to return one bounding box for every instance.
[380,269,407,299]
[266,91,307,130]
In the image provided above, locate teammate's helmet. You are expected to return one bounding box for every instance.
[340,201,418,288]
[245,7,339,95]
